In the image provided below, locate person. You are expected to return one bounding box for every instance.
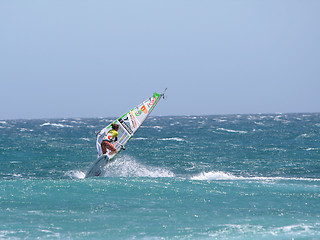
[101,123,119,155]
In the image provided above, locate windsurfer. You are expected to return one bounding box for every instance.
[101,123,119,155]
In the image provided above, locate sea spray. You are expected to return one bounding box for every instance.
[102,155,175,178]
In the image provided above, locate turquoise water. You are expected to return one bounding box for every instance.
[0,113,320,239]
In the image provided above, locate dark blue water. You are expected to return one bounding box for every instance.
[1,113,320,239]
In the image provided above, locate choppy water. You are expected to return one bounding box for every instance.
[0,113,320,239]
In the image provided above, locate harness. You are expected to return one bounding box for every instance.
[102,129,118,143]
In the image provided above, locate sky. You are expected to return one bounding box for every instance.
[0,0,319,119]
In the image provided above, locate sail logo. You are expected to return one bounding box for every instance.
[141,105,148,114]
[148,96,158,106]
[135,110,142,116]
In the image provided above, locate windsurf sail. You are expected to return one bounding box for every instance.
[95,89,166,159]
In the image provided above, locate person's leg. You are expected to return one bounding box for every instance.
[101,141,108,154]
[101,141,117,155]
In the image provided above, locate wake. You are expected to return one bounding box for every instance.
[67,155,175,179]
[101,155,175,178]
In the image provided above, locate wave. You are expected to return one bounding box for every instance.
[19,128,34,132]
[296,133,314,139]
[159,137,185,142]
[216,128,248,134]
[191,171,320,182]
[209,223,320,238]
[133,137,148,140]
[191,171,244,180]
[40,122,73,128]
[79,138,91,142]
[141,125,163,129]
[305,148,320,151]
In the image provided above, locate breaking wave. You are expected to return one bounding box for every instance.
[191,171,320,181]
[216,128,248,134]
[40,122,73,128]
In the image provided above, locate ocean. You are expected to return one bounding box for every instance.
[0,113,319,239]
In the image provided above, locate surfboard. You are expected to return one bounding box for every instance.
[85,89,166,178]
[85,154,110,177]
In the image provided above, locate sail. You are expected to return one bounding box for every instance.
[96,91,165,158]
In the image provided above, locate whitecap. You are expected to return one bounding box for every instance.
[40,122,73,128]
[191,171,243,180]
[99,119,113,123]
[191,171,320,182]
[214,119,227,122]
[271,223,318,236]
[305,148,320,151]
[19,128,34,132]
[254,121,265,126]
[134,137,148,140]
[140,125,163,129]
[263,147,286,152]
[296,133,313,139]
[216,128,248,134]
[12,173,23,178]
[80,138,91,141]
[159,137,185,142]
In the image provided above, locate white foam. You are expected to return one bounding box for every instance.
[216,128,248,134]
[66,170,86,179]
[305,148,320,151]
[40,122,73,128]
[102,156,175,178]
[141,125,163,129]
[214,119,227,122]
[191,171,320,182]
[80,138,90,141]
[159,137,185,142]
[209,223,319,238]
[209,224,264,238]
[19,128,34,132]
[270,223,318,236]
[296,133,313,139]
[254,121,265,126]
[191,171,243,180]
[12,173,23,178]
[263,147,286,152]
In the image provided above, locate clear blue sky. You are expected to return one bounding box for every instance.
[1,1,319,119]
